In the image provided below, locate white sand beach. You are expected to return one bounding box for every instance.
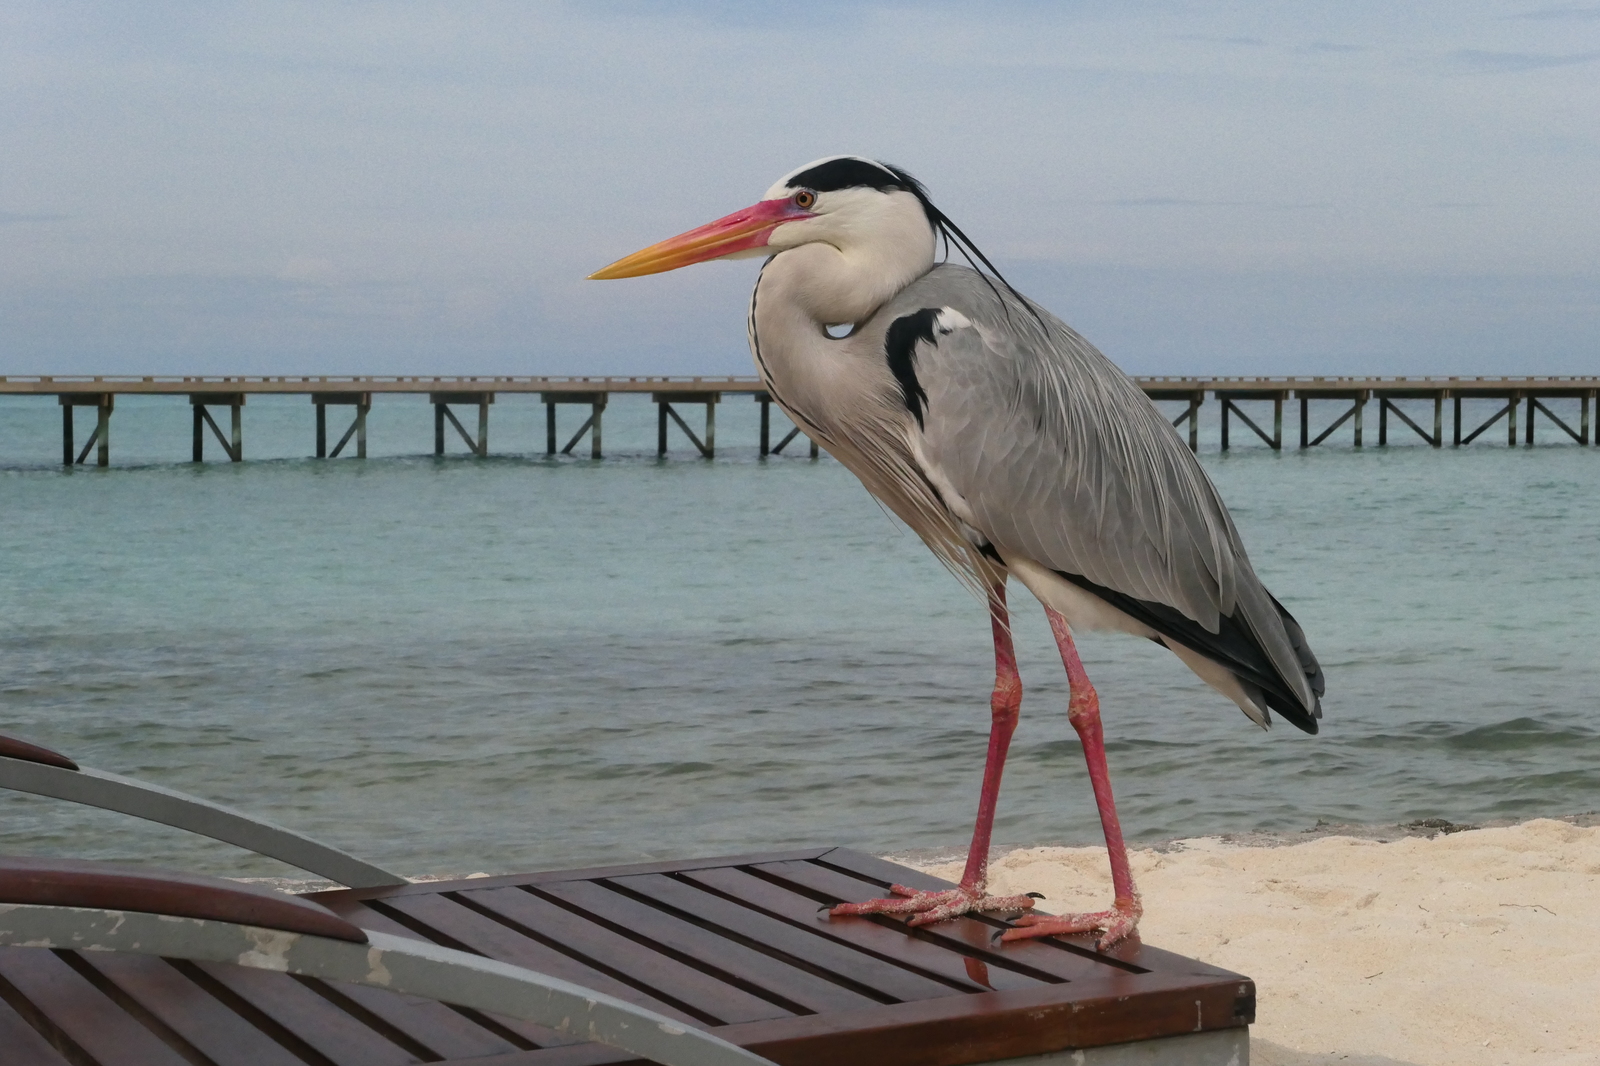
[912,818,1599,1066]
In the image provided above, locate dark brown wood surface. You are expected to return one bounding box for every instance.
[0,733,79,770]
[0,857,367,943]
[0,847,1252,1065]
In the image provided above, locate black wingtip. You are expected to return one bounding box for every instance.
[1266,691,1320,735]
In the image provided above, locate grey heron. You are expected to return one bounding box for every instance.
[591,156,1323,949]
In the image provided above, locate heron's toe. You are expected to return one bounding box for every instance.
[832,885,1038,925]
[999,897,1142,949]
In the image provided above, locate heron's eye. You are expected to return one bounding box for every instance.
[792,189,817,210]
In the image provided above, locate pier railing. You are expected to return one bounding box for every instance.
[3,374,1597,466]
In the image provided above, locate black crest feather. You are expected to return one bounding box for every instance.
[785,156,1041,325]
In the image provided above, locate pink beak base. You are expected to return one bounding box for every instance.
[588,197,816,279]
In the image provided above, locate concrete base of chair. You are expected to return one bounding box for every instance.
[990,1028,1248,1065]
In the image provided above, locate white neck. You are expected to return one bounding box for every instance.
[760,188,936,328]
[746,189,937,444]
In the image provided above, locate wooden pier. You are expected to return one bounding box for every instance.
[3,375,1598,465]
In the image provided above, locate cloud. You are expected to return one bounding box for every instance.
[1448,48,1600,72]
[1094,199,1325,210]
[1098,197,1245,207]
[1507,5,1600,20]
[1173,34,1267,46]
[2,3,1597,376]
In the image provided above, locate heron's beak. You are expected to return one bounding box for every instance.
[588,198,816,280]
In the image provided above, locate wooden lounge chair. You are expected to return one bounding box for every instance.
[0,733,771,1066]
[0,733,1255,1064]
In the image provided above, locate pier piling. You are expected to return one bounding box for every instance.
[1524,395,1587,445]
[190,393,244,462]
[654,392,718,458]
[313,393,370,458]
[1217,391,1283,451]
[1458,396,1517,446]
[1376,395,1444,447]
[58,394,113,467]
[753,392,818,458]
[1303,391,1367,448]
[430,392,492,457]
[543,392,606,458]
[1145,388,1204,452]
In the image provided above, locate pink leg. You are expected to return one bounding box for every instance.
[1002,607,1142,949]
[831,580,1039,925]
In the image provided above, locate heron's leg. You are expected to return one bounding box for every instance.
[830,580,1038,925]
[1002,607,1142,950]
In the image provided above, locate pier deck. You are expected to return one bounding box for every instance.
[0,847,1252,1066]
[4,375,1597,464]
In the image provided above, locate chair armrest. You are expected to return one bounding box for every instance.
[0,733,77,770]
[0,856,366,942]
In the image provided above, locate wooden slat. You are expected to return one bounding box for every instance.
[0,994,76,1066]
[453,970,1252,1066]
[313,848,833,903]
[325,898,576,1049]
[73,952,306,1066]
[539,877,875,1014]
[719,975,1249,1066]
[679,866,1020,994]
[0,948,193,1066]
[193,961,422,1066]
[608,872,956,1004]
[364,1046,632,1066]
[318,980,529,1060]
[370,892,700,1024]
[455,885,790,1024]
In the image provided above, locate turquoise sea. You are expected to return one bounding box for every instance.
[2,392,1597,879]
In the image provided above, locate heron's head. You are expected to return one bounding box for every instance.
[588,156,937,281]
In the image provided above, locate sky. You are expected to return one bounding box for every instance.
[2,2,1598,377]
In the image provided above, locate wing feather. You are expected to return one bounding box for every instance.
[866,265,1320,719]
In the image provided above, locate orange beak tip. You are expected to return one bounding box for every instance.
[587,197,814,283]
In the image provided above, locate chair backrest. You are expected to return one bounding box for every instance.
[0,731,407,888]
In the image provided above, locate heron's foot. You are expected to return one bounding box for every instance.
[829,883,1039,926]
[1000,896,1142,951]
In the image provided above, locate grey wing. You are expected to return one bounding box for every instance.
[881,266,1323,728]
